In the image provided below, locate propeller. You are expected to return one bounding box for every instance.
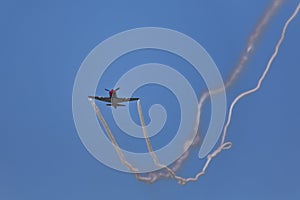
[105,88,110,91]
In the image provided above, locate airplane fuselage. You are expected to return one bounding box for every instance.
[109,90,123,108]
[110,97,124,108]
[88,88,139,109]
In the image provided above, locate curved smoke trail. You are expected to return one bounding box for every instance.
[147,0,285,183]
[88,0,300,184]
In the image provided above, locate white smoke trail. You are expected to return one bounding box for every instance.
[88,1,300,184]
[221,2,300,145]
[88,98,139,174]
[136,1,300,184]
[226,0,283,87]
[148,0,285,181]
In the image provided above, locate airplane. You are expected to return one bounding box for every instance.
[88,87,139,108]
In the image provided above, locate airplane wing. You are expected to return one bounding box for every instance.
[88,96,111,102]
[116,97,139,102]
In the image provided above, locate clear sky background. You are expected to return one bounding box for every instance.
[1,0,300,199]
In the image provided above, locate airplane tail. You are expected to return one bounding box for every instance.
[106,103,125,108]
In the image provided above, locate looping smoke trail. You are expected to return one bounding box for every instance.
[221,2,300,145]
[145,0,285,182]
[134,1,300,184]
[89,1,300,184]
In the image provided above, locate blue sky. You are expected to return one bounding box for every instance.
[1,0,300,199]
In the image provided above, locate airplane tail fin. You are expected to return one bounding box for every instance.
[106,103,125,108]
